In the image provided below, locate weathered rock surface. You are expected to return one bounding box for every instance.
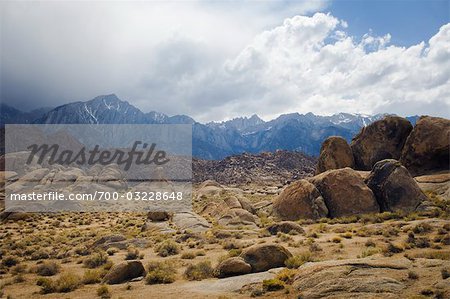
[351,116,413,170]
[92,234,127,249]
[200,190,258,227]
[218,208,259,228]
[293,257,413,299]
[172,212,211,233]
[400,116,450,176]
[240,244,292,272]
[415,173,450,198]
[309,168,379,218]
[273,179,328,220]
[267,221,305,235]
[316,136,355,174]
[366,159,426,212]
[103,261,145,284]
[215,257,252,278]
[181,268,283,294]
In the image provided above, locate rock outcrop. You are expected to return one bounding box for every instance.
[366,159,426,212]
[316,136,355,174]
[292,257,413,299]
[267,221,305,235]
[308,168,379,218]
[240,244,292,273]
[400,116,450,176]
[103,261,145,284]
[351,116,413,170]
[273,179,328,220]
[215,257,252,278]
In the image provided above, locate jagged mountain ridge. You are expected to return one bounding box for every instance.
[1,94,419,159]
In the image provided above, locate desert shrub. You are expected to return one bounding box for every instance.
[441,268,450,279]
[31,249,50,260]
[146,261,176,284]
[156,240,180,257]
[410,250,450,260]
[75,246,91,256]
[365,239,376,247]
[408,271,419,279]
[106,248,117,256]
[285,252,313,269]
[331,236,342,243]
[54,273,82,293]
[14,273,25,283]
[340,232,353,239]
[277,233,293,242]
[181,252,196,259]
[37,277,55,294]
[228,249,242,257]
[276,268,296,284]
[196,250,206,256]
[384,242,404,255]
[36,261,60,276]
[184,261,214,281]
[38,273,81,293]
[82,269,103,284]
[97,284,111,298]
[84,251,109,268]
[412,223,433,234]
[360,247,380,258]
[309,243,322,252]
[10,264,27,275]
[2,256,18,267]
[125,248,140,260]
[262,279,284,291]
[222,240,241,250]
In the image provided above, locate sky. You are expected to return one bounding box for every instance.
[1,0,449,122]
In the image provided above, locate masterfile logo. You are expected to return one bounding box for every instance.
[4,124,192,212]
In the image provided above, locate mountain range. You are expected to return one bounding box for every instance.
[0,94,419,159]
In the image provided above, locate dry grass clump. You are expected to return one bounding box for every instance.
[82,269,105,284]
[184,261,214,281]
[406,232,431,248]
[262,278,285,292]
[97,284,111,299]
[2,256,19,267]
[285,252,314,269]
[407,250,450,260]
[125,247,141,260]
[35,261,60,276]
[37,273,82,294]
[359,247,381,258]
[84,251,109,268]
[156,240,180,257]
[412,223,433,234]
[146,261,176,284]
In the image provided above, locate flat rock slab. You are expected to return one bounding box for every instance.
[182,267,283,294]
[172,212,211,233]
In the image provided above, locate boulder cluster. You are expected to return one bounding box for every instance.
[274,115,449,220]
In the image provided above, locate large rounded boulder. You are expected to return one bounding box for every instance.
[316,136,354,174]
[215,257,252,278]
[273,179,328,220]
[308,168,379,218]
[400,116,450,176]
[350,116,413,170]
[240,244,292,273]
[366,159,427,212]
[103,261,145,284]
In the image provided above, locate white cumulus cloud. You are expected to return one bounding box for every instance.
[208,13,450,121]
